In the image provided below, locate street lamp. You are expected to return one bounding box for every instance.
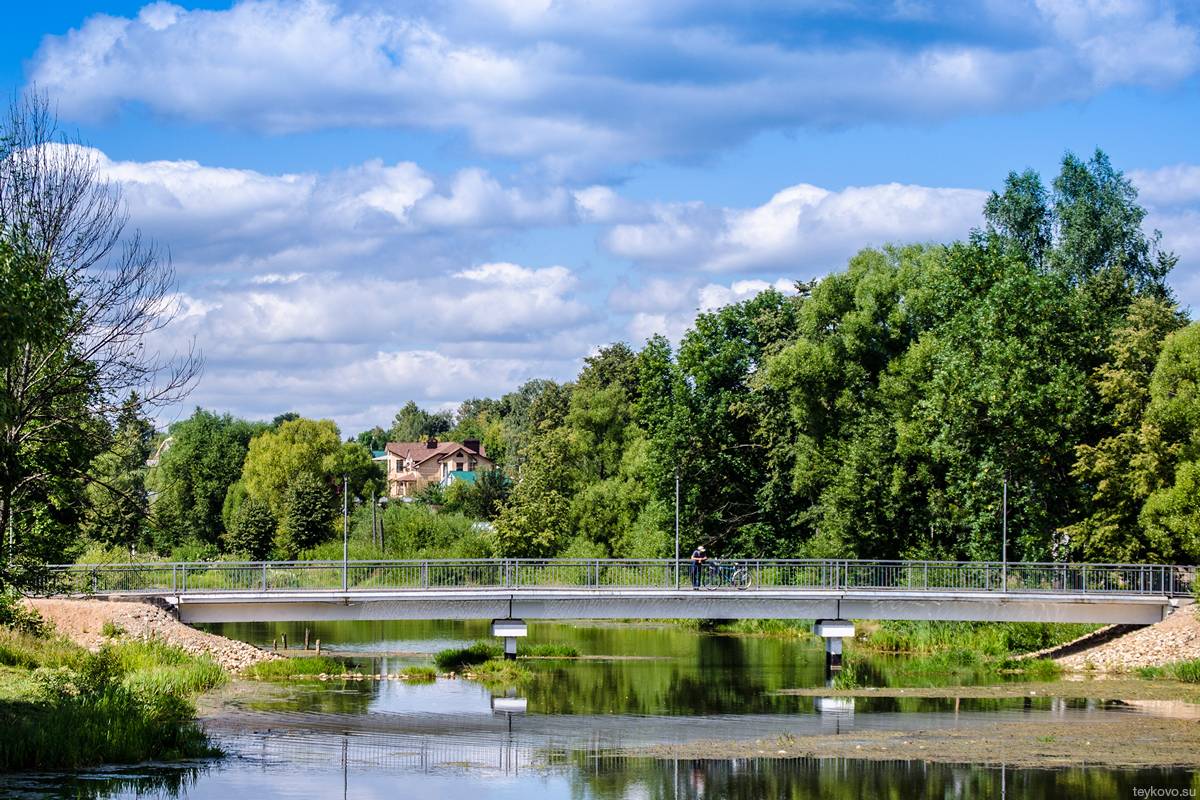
[1001,472,1008,593]
[342,473,349,591]
[674,468,681,589]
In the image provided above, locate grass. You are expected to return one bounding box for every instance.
[1137,658,1200,683]
[113,639,226,696]
[464,658,533,685]
[398,665,438,682]
[0,632,223,771]
[243,655,349,680]
[518,643,579,658]
[435,641,579,670]
[435,641,500,671]
[102,621,126,638]
[857,620,1099,657]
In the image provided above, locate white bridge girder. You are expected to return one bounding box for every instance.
[136,588,1178,626]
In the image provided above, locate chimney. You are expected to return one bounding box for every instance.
[463,438,481,454]
[426,437,438,448]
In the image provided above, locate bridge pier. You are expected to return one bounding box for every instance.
[491,619,527,660]
[815,619,854,673]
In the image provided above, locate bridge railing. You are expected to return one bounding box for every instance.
[34,559,1197,597]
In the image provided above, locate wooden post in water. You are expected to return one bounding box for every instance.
[315,639,321,654]
[304,628,310,650]
[272,637,277,652]
[281,633,288,651]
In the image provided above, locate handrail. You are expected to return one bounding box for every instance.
[32,558,1197,598]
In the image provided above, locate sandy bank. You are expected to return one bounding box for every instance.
[25,598,279,673]
[625,716,1200,768]
[1056,603,1200,672]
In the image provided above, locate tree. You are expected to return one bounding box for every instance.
[240,418,341,517]
[1137,323,1200,562]
[389,401,453,442]
[354,426,388,452]
[322,441,384,500]
[151,409,264,549]
[492,428,575,557]
[1065,298,1185,561]
[81,393,155,551]
[277,472,335,556]
[225,498,276,560]
[0,94,199,584]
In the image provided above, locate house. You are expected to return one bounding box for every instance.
[381,438,495,498]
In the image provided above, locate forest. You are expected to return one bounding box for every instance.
[6,146,1200,575]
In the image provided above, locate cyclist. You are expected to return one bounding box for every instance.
[690,545,708,589]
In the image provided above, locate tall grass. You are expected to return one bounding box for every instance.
[858,620,1098,656]
[0,643,219,771]
[435,641,500,670]
[1138,658,1200,683]
[243,656,349,679]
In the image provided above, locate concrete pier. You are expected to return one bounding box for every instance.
[815,619,855,672]
[491,618,527,660]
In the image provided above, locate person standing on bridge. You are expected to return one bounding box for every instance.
[690,545,708,589]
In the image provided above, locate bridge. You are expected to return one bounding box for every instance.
[42,557,1195,626]
[44,558,1194,669]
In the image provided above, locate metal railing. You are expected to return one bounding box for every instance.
[33,559,1197,598]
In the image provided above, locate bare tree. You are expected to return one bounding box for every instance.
[0,92,201,584]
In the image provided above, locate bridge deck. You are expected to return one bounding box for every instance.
[42,558,1195,625]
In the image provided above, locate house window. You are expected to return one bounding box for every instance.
[441,463,448,478]
[456,461,464,471]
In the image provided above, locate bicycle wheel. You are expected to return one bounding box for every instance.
[731,567,751,590]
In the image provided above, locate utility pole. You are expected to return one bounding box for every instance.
[674,468,680,589]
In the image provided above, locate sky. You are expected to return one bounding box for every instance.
[5,0,1200,436]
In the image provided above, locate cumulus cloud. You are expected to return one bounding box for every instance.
[28,0,1200,173]
[56,144,577,281]
[603,182,988,273]
[614,276,799,344]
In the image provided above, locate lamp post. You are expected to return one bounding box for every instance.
[342,473,349,591]
[674,468,680,589]
[1001,473,1008,593]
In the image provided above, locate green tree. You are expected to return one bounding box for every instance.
[151,409,264,549]
[225,498,277,559]
[240,418,341,517]
[388,401,453,442]
[1137,324,1200,561]
[492,428,576,557]
[81,394,156,551]
[0,96,198,585]
[1065,298,1185,561]
[278,472,335,556]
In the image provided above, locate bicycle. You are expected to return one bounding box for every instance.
[703,560,752,590]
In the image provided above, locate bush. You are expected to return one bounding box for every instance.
[0,591,46,636]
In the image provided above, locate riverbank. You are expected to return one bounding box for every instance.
[25,598,278,673]
[0,626,225,770]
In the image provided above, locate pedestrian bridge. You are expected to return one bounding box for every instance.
[40,558,1196,625]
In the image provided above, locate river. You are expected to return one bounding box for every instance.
[4,620,1199,799]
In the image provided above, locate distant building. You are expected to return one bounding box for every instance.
[379,438,494,498]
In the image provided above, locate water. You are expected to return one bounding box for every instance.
[3,620,1198,798]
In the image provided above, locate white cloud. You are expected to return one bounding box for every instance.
[604,182,987,273]
[1132,163,1200,207]
[28,0,1200,173]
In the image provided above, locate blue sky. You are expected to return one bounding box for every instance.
[6,0,1200,434]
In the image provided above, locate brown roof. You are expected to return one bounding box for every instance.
[384,439,488,466]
